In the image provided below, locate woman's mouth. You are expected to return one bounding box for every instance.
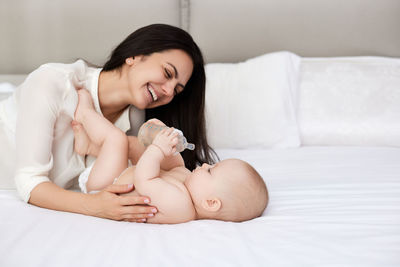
[147,83,158,102]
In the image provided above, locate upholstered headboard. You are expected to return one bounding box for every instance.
[1,0,400,75]
[189,0,400,62]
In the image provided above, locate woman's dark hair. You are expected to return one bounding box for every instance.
[103,24,218,170]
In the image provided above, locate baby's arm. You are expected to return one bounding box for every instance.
[132,128,194,223]
[127,119,184,170]
[134,128,178,180]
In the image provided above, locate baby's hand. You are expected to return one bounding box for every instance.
[152,128,179,156]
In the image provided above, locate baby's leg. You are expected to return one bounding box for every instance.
[72,120,100,157]
[75,89,128,192]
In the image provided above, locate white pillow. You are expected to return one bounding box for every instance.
[205,51,301,149]
[0,82,15,101]
[298,57,400,146]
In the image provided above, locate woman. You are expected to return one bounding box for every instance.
[0,24,216,222]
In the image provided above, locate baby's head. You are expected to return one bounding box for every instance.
[184,158,268,222]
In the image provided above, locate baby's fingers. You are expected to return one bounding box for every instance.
[166,127,175,136]
[160,127,173,135]
[171,136,179,146]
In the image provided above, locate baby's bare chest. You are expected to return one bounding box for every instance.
[118,166,188,196]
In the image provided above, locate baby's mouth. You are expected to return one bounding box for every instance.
[147,83,158,102]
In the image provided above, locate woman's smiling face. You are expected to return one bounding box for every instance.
[124,49,194,110]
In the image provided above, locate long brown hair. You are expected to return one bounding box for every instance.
[103,24,217,170]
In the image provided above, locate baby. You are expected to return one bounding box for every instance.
[73,89,269,224]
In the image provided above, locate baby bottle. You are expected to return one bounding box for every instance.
[138,122,195,153]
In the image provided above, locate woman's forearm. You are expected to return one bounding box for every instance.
[28,182,94,216]
[28,181,157,222]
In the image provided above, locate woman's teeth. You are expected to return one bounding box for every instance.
[147,84,158,102]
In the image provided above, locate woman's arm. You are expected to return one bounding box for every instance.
[29,181,156,221]
[15,66,64,202]
[15,66,156,222]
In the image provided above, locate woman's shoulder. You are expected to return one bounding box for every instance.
[21,60,91,93]
[30,60,89,79]
[15,60,91,103]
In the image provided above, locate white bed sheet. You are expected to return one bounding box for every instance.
[1,147,399,267]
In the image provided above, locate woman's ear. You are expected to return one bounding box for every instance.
[125,57,135,65]
[202,198,222,212]
[126,55,144,66]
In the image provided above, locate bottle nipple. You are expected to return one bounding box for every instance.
[186,143,195,150]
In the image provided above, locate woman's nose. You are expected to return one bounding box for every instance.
[161,81,175,97]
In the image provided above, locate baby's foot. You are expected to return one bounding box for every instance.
[72,120,99,156]
[74,89,95,123]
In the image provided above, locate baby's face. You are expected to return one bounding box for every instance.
[184,159,237,201]
[185,159,267,222]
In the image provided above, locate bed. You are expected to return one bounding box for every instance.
[1,1,400,266]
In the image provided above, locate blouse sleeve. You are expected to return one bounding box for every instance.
[14,65,67,202]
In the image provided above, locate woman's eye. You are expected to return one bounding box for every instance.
[164,68,172,79]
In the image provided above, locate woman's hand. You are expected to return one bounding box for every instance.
[86,183,158,222]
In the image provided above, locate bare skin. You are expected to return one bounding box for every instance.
[29,49,193,222]
[72,89,266,224]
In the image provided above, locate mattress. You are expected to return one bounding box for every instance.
[1,146,399,266]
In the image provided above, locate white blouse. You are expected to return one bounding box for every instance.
[0,60,144,202]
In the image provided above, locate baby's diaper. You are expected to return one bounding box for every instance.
[78,160,132,193]
[78,162,94,194]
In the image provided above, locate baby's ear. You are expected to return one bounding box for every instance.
[202,198,222,212]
